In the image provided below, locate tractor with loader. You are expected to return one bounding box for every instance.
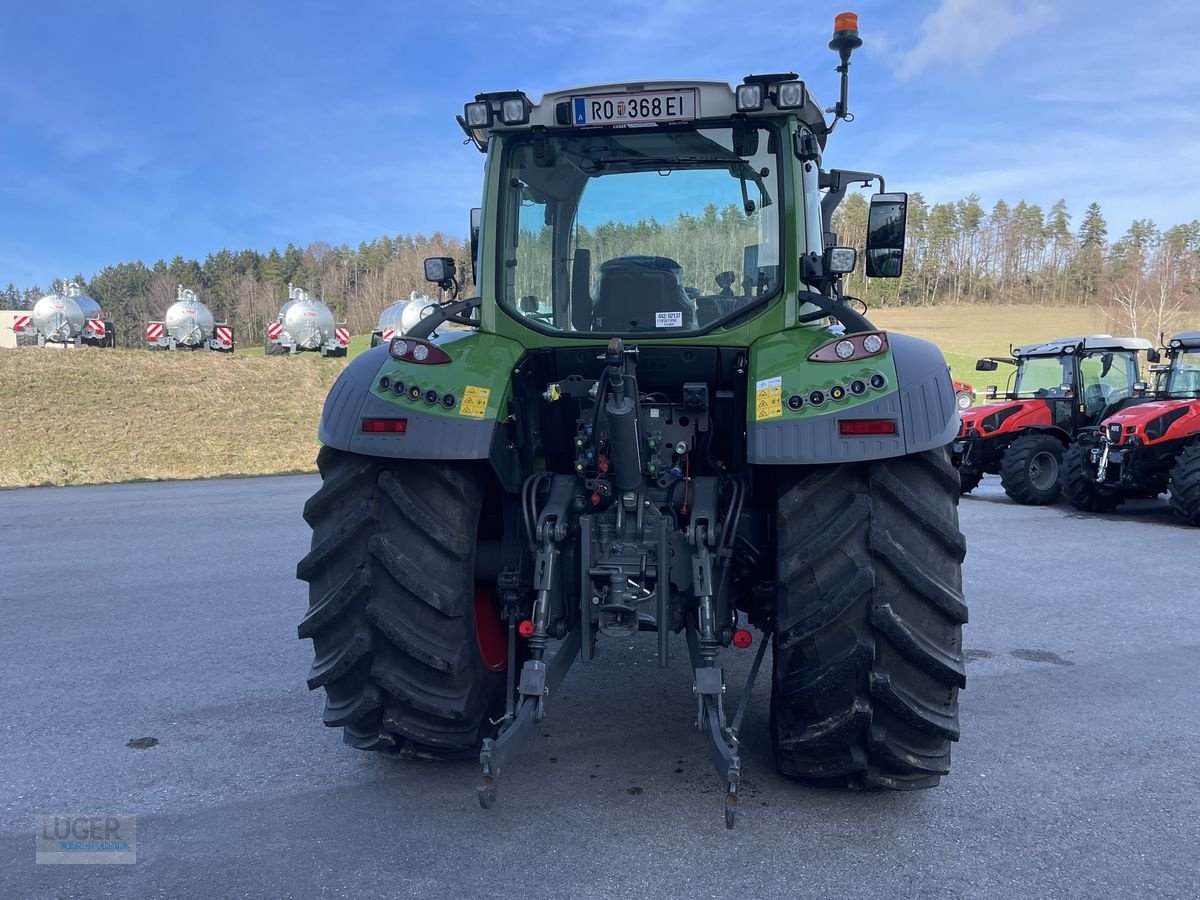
[954,335,1155,503]
[296,13,968,827]
[1062,331,1200,524]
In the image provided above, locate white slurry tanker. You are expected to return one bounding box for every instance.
[12,281,114,348]
[146,286,235,352]
[265,284,349,357]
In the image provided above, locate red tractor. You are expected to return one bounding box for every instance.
[1062,331,1200,524]
[953,379,976,410]
[953,335,1156,503]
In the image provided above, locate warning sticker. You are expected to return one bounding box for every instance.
[459,385,491,419]
[655,310,683,328]
[755,376,783,421]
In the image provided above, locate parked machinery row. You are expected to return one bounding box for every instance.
[953,332,1200,525]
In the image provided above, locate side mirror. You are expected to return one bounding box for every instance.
[864,192,907,278]
[824,246,857,275]
[1146,348,1161,363]
[976,358,999,372]
[985,385,998,400]
[424,257,457,290]
[519,295,538,314]
[469,208,481,286]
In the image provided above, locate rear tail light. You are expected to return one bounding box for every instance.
[809,332,889,362]
[839,419,897,436]
[390,337,451,364]
[361,418,408,433]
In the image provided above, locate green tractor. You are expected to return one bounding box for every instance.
[297,13,967,827]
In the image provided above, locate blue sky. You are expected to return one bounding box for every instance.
[2,0,1198,287]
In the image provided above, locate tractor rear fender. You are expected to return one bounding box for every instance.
[317,332,524,460]
[747,331,959,464]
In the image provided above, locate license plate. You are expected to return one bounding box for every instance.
[571,89,696,126]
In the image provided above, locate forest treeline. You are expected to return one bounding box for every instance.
[3,193,1198,347]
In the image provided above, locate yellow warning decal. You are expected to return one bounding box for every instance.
[755,376,783,421]
[459,385,491,419]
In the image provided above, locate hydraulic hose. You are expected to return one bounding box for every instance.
[797,289,876,334]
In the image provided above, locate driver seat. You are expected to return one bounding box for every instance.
[591,257,694,332]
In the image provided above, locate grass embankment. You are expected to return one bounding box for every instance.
[872,304,1108,390]
[1,305,1108,488]
[0,349,344,487]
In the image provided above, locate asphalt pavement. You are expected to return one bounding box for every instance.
[1,474,1198,899]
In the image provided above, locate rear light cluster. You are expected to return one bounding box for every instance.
[378,375,457,410]
[362,418,407,433]
[808,332,889,363]
[838,419,897,436]
[786,371,887,411]
[389,337,451,365]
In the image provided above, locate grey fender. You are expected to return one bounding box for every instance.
[748,333,959,464]
[317,345,497,459]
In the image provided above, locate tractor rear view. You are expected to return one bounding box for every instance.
[1062,331,1200,524]
[954,335,1154,503]
[296,13,968,827]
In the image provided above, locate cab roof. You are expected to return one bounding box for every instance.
[1168,331,1200,349]
[471,80,830,147]
[1013,334,1154,357]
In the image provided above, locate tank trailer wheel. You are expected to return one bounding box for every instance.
[955,391,973,411]
[1168,442,1200,526]
[772,447,967,790]
[1061,442,1123,513]
[296,447,508,757]
[1000,433,1064,505]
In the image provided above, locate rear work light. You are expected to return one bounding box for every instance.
[361,418,408,433]
[809,332,889,362]
[839,419,897,436]
[389,337,452,364]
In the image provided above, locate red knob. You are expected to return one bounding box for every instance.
[518,620,535,638]
[732,629,753,649]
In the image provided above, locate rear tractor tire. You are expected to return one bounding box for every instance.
[1061,442,1123,513]
[1000,433,1064,505]
[1167,442,1200,526]
[772,447,967,790]
[296,447,507,756]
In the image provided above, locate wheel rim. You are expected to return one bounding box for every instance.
[957,393,971,410]
[473,584,508,672]
[1029,450,1059,492]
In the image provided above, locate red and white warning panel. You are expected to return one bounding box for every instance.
[336,327,350,345]
[381,329,395,342]
[215,325,233,346]
[146,322,164,342]
[88,319,106,335]
[12,315,30,332]
[267,321,284,340]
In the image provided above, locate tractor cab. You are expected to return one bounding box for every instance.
[1062,332,1200,524]
[954,335,1154,504]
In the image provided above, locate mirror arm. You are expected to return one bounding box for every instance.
[406,296,483,340]
[819,168,885,235]
[797,289,876,333]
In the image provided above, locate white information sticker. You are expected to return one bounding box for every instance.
[756,376,782,391]
[655,311,684,328]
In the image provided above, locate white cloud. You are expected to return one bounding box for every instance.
[895,0,1054,78]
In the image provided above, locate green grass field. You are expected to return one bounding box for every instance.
[1,304,1110,487]
[872,304,1108,400]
